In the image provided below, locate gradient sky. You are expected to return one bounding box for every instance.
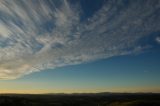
[0,0,160,93]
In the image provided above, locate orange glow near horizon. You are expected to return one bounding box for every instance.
[0,87,160,94]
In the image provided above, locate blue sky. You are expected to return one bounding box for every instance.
[0,0,160,93]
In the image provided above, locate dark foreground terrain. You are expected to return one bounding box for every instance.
[0,93,160,106]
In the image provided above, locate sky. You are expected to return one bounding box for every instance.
[0,0,160,93]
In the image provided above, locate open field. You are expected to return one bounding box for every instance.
[0,93,160,106]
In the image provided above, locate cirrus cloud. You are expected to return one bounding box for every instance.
[156,37,160,44]
[0,0,160,79]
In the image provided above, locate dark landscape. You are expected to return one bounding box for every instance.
[0,93,160,106]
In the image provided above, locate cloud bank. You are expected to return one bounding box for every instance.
[0,0,160,79]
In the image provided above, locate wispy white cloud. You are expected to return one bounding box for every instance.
[156,37,160,44]
[0,0,160,79]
